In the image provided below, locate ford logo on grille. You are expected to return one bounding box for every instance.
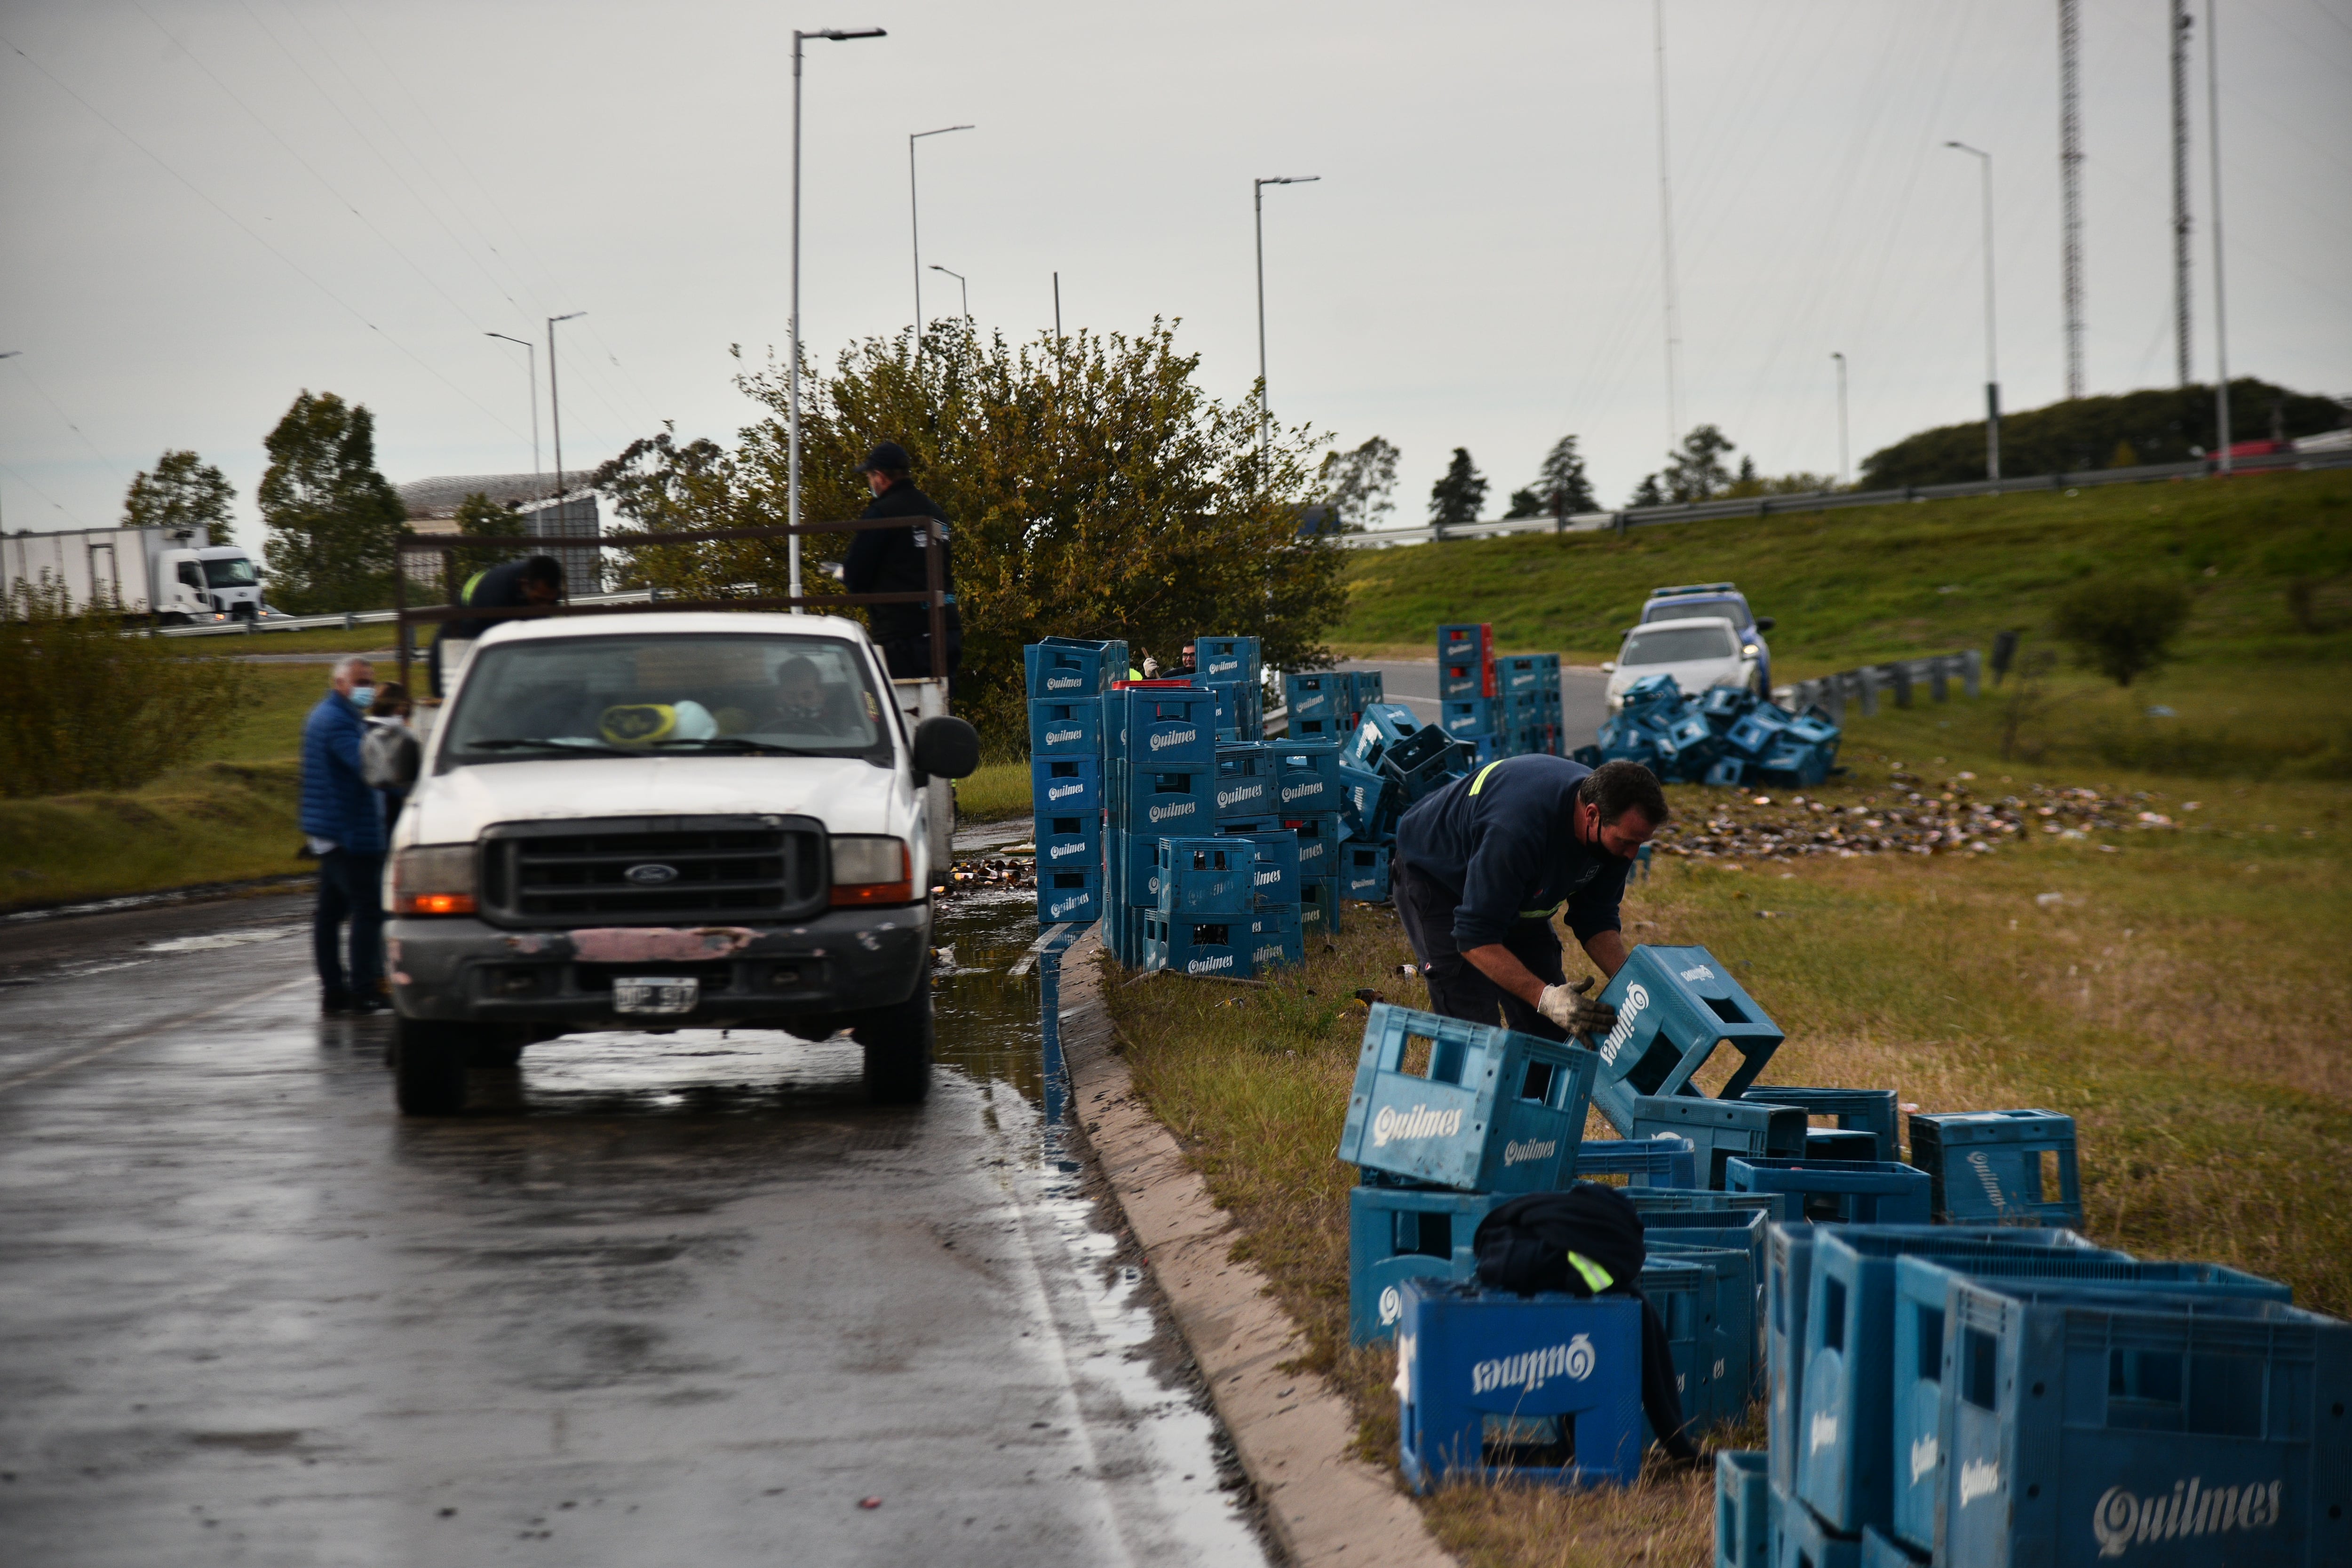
[624,863,680,885]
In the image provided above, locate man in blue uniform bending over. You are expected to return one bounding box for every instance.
[1392,756,1667,1039]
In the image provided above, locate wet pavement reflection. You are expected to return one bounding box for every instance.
[0,830,1265,1567]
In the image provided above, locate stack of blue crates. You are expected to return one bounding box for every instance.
[1270,740,1346,939]
[1715,1217,2337,1568]
[1142,835,1303,977]
[1193,634,1263,742]
[1101,683,1216,967]
[1025,637,1123,928]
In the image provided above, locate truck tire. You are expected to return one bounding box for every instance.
[850,982,934,1105]
[393,1016,470,1116]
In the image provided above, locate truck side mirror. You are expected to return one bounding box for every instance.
[910,716,980,783]
[1754,617,1776,633]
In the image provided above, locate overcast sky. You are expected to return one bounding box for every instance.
[3,0,2347,552]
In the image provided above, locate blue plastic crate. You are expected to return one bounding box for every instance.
[1027,697,1101,756]
[1153,836,1256,916]
[1717,1450,1774,1568]
[1143,907,1301,979]
[1395,1278,1645,1492]
[1619,672,1685,711]
[1212,743,1273,819]
[1795,1229,2136,1537]
[1030,755,1101,813]
[1724,705,1792,756]
[1024,636,1126,699]
[1346,1183,1497,1344]
[1573,1135,1700,1190]
[1645,1255,1724,1432]
[1193,636,1260,684]
[1346,702,1426,767]
[1650,1241,1756,1425]
[1269,741,1345,814]
[1742,1088,1902,1164]
[1348,668,1384,710]
[1704,758,1748,787]
[1628,1095,1810,1185]
[1241,910,1304,973]
[1105,686,1216,765]
[1116,763,1214,838]
[1300,875,1342,939]
[1337,756,1394,843]
[1889,1255,2296,1557]
[1106,829,1162,908]
[1439,657,1498,700]
[1728,1157,1931,1226]
[1774,1490,1861,1568]
[1035,813,1102,876]
[1337,1003,1602,1194]
[1283,672,1341,721]
[1443,697,1505,738]
[1201,680,1259,741]
[1035,868,1100,926]
[1437,621,1492,659]
[1229,828,1301,907]
[1102,903,1148,968]
[1379,723,1469,800]
[1858,1525,1924,1568]
[1628,1188,1783,1225]
[1756,742,1831,788]
[1286,812,1346,881]
[1701,684,1752,728]
[1342,844,1391,902]
[1287,713,1344,741]
[1805,1130,1883,1163]
[1906,1109,2083,1227]
[1589,945,1787,1130]
[1927,1270,2341,1568]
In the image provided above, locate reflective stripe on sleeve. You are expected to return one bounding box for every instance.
[1566,1251,1615,1293]
[1468,760,1505,795]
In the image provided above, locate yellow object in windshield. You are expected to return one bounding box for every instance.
[600,704,679,746]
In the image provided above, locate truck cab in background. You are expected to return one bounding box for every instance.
[0,525,270,625]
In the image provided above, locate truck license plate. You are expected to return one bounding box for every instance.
[612,976,699,1016]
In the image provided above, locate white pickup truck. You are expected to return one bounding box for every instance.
[383,611,978,1116]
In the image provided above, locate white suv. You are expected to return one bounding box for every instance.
[1601,614,1765,711]
[383,612,977,1116]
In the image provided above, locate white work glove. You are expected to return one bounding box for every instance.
[1537,976,1616,1037]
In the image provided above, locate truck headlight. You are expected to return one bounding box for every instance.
[392,844,477,915]
[830,835,914,906]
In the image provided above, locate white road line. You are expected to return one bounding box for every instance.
[0,978,311,1095]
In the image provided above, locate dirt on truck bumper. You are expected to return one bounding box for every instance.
[386,904,931,1029]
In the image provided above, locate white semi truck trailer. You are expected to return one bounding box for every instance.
[1,525,270,624]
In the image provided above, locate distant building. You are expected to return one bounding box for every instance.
[396,470,605,593]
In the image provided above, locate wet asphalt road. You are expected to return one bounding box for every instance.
[1335,658,1608,748]
[0,879,1264,1566]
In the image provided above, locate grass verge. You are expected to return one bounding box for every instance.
[956,758,1033,822]
[1102,731,2348,1567]
[0,761,308,909]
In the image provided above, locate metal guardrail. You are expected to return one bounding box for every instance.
[154,589,657,638]
[1774,650,1981,724]
[1339,445,2352,549]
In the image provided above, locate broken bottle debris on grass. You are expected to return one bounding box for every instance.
[931,855,1036,903]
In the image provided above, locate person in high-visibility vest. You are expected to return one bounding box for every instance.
[1391,756,1668,1039]
[429,554,563,697]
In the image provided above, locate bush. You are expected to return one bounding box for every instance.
[0,578,254,796]
[2051,576,2191,687]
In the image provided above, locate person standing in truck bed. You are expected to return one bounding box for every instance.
[843,442,961,690]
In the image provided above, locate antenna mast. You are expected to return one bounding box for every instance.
[2058,0,2086,399]
[2170,0,2193,386]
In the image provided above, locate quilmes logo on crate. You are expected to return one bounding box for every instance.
[1184,951,1235,976]
[1469,1333,1596,1395]
[1251,940,1288,966]
[1217,779,1268,811]
[1369,1103,1466,1146]
[1910,1433,1938,1485]
[2089,1477,2286,1560]
[1279,776,1330,806]
[1146,799,1199,826]
[1044,778,1090,804]
[1596,984,1651,1065]
[1254,864,1284,888]
[1045,840,1095,863]
[1043,672,1089,693]
[1965,1149,2010,1211]
[1502,1137,1558,1167]
[1045,888,1094,920]
[1149,724,1200,754]
[1043,724,1088,748]
[1204,655,1246,679]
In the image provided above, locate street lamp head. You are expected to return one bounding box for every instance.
[807,26,885,40]
[550,311,585,324]
[1256,175,1321,187]
[913,124,973,140]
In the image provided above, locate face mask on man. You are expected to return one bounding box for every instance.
[350,684,375,710]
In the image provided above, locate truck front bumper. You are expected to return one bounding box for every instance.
[386,904,931,1029]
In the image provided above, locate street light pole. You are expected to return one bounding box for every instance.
[485,332,540,485]
[909,124,973,352]
[0,352,17,534]
[928,265,968,320]
[1831,351,1849,487]
[2205,0,2232,475]
[546,313,584,509]
[1253,174,1319,459]
[1944,141,2001,481]
[790,26,888,615]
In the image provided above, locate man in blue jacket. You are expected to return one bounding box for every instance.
[1392,756,1667,1039]
[301,655,388,1013]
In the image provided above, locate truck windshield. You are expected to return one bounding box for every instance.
[438,633,891,768]
[1621,624,1737,665]
[202,557,260,588]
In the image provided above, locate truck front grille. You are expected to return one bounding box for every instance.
[481,816,826,925]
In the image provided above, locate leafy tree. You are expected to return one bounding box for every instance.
[603,319,1345,746]
[256,391,407,613]
[449,490,528,581]
[1661,424,1738,502]
[1503,434,1597,519]
[2051,576,2191,686]
[1428,448,1487,529]
[123,450,236,545]
[1317,436,1400,531]
[1629,473,1664,507]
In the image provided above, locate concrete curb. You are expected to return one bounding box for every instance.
[1053,931,1454,1568]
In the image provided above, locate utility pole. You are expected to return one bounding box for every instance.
[1053,271,1062,339]
[1831,352,1849,487]
[928,265,968,320]
[2206,0,2232,473]
[485,332,539,484]
[546,312,583,508]
[1946,142,2002,480]
[908,124,973,356]
[2170,0,2194,387]
[2058,0,2086,400]
[1653,0,1683,447]
[1253,174,1319,459]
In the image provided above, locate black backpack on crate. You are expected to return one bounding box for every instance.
[1472,1183,1700,1462]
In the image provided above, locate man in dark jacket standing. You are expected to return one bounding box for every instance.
[429,553,563,697]
[842,442,961,686]
[301,656,389,1013]
[1392,755,1667,1040]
